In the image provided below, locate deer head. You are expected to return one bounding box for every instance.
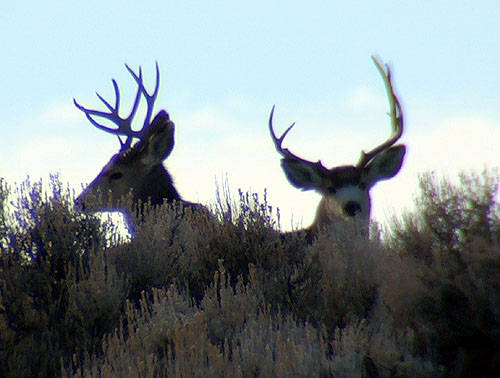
[74,64,187,221]
[269,56,406,238]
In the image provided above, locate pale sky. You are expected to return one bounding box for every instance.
[1,1,500,229]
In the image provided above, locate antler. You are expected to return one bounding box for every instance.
[356,56,404,168]
[74,62,160,151]
[269,105,326,168]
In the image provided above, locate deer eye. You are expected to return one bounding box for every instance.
[109,172,123,180]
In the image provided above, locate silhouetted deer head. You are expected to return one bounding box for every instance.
[74,64,198,225]
[269,56,406,239]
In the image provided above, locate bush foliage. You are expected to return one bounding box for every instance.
[0,172,499,377]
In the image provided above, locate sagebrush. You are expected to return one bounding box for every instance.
[0,172,498,377]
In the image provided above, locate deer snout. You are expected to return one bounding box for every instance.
[74,195,86,212]
[75,190,93,212]
[344,201,362,217]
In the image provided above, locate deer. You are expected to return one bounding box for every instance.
[269,56,406,241]
[74,63,203,230]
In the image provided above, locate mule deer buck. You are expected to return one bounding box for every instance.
[74,63,202,228]
[269,57,405,240]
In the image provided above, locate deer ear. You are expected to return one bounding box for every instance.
[280,159,327,191]
[140,111,175,166]
[362,145,406,185]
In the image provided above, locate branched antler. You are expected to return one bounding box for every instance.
[356,56,404,168]
[268,105,326,169]
[74,62,160,151]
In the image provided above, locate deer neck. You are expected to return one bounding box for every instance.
[134,164,181,207]
[308,197,339,237]
[307,196,369,240]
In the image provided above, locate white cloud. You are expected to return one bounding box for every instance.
[410,116,500,172]
[37,101,81,126]
[370,115,500,225]
[3,136,82,184]
[345,85,384,111]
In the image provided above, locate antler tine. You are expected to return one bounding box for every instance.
[269,106,322,166]
[94,79,120,112]
[269,105,295,153]
[125,62,160,135]
[73,89,135,138]
[356,56,404,168]
[74,63,161,151]
[73,74,143,150]
[118,65,144,149]
[93,79,135,150]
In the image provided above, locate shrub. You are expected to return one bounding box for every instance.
[1,171,498,377]
[0,177,126,377]
[383,170,500,376]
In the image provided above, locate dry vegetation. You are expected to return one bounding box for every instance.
[0,171,499,377]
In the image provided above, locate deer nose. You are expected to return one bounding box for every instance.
[75,195,86,212]
[344,201,362,217]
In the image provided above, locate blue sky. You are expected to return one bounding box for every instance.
[1,1,500,229]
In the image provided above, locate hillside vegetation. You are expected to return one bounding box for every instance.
[0,172,499,377]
